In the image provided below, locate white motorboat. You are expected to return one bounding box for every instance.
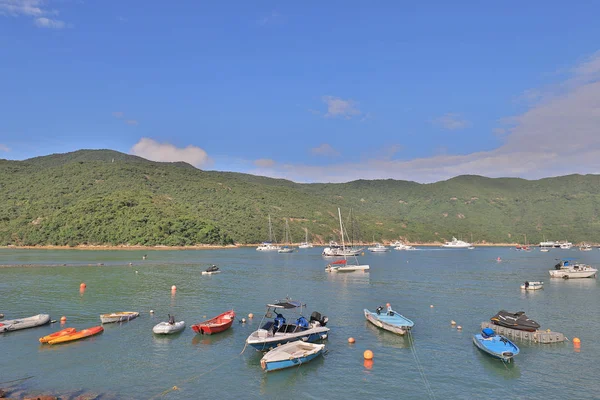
[278,246,294,253]
[442,237,471,248]
[368,243,389,252]
[520,281,543,290]
[549,259,598,279]
[257,215,281,251]
[559,241,573,249]
[579,244,592,251]
[394,243,416,251]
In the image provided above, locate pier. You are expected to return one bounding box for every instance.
[481,322,566,344]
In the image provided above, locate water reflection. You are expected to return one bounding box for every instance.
[191,329,234,346]
[259,355,325,395]
[473,348,521,379]
[364,322,411,349]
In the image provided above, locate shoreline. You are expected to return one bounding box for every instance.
[0,242,550,250]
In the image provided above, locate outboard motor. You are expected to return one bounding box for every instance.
[310,311,328,327]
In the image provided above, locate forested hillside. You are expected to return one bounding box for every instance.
[1,150,599,246]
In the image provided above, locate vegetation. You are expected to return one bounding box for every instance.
[1,149,600,247]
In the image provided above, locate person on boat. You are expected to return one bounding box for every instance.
[296,316,309,328]
[168,314,175,325]
[273,313,286,332]
[386,304,395,316]
[376,306,384,315]
[524,281,529,288]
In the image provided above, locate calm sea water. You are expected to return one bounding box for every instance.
[1,247,599,399]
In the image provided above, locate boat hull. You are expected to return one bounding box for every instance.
[191,310,235,335]
[549,269,597,279]
[246,327,330,351]
[260,342,325,372]
[520,282,543,290]
[100,312,140,324]
[0,314,50,332]
[364,309,414,336]
[39,327,77,343]
[153,321,186,335]
[473,334,519,362]
[201,270,221,275]
[48,326,104,345]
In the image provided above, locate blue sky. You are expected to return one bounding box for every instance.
[2,1,600,182]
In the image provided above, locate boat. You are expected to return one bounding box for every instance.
[278,219,296,253]
[191,310,235,335]
[202,265,221,275]
[540,247,550,252]
[549,259,598,279]
[39,327,77,343]
[260,341,325,372]
[579,243,592,251]
[473,327,520,362]
[392,241,416,251]
[442,237,471,248]
[325,209,369,273]
[153,315,186,335]
[490,310,540,332]
[245,298,329,351]
[322,242,362,257]
[0,314,50,333]
[47,326,104,345]
[520,281,543,290]
[558,241,573,249]
[257,215,281,251]
[367,242,389,252]
[364,304,414,335]
[100,311,139,324]
[298,228,314,249]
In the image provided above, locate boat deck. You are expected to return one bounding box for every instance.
[481,322,565,343]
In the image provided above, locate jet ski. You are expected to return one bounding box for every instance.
[490,310,540,332]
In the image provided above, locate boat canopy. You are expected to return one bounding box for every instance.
[266,300,305,309]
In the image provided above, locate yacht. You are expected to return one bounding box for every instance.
[442,237,471,248]
[394,243,416,251]
[579,244,592,251]
[367,243,389,252]
[322,241,362,257]
[298,228,314,249]
[549,259,598,279]
[559,241,573,249]
[256,215,281,251]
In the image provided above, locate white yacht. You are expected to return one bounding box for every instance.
[367,243,389,252]
[579,244,592,251]
[298,228,314,249]
[559,241,573,249]
[257,215,281,251]
[442,237,471,248]
[322,241,362,257]
[549,259,598,279]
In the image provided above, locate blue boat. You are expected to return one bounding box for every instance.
[260,341,325,372]
[473,327,520,362]
[364,304,414,335]
[246,298,330,351]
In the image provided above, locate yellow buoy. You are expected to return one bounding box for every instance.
[248,313,254,319]
[348,337,355,344]
[363,350,373,360]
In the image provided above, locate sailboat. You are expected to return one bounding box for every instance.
[299,227,313,249]
[325,208,370,272]
[278,219,295,253]
[468,233,475,249]
[257,215,281,251]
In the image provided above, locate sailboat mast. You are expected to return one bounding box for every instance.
[338,208,345,251]
[268,215,273,242]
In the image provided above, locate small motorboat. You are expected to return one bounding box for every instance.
[260,341,325,372]
[549,259,598,279]
[0,314,50,333]
[490,310,540,332]
[202,265,221,275]
[100,311,139,324]
[364,304,414,336]
[473,327,520,362]
[191,310,235,335]
[520,281,543,290]
[39,327,77,343]
[47,326,104,345]
[153,314,186,334]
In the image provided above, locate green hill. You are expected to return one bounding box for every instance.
[1,149,599,247]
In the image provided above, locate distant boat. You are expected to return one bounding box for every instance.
[257,215,281,251]
[442,237,471,248]
[278,219,295,253]
[202,265,221,275]
[579,244,592,251]
[549,259,598,279]
[299,227,314,249]
[260,341,325,372]
[473,328,519,362]
[153,315,186,335]
[364,304,414,336]
[0,314,50,332]
[367,242,389,252]
[100,311,139,324]
[520,281,543,290]
[325,208,369,273]
[392,241,416,251]
[490,310,540,332]
[191,310,235,335]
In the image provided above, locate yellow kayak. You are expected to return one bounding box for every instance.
[39,327,77,343]
[48,326,104,345]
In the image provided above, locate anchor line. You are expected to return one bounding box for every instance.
[407,331,436,400]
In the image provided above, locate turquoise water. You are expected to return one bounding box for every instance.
[1,247,599,399]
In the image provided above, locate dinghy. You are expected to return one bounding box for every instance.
[364,304,414,335]
[202,265,221,275]
[47,326,104,345]
[100,311,139,324]
[520,281,543,290]
[473,327,520,362]
[0,314,50,333]
[260,341,325,372]
[39,327,77,343]
[490,310,540,332]
[191,310,235,334]
[153,314,185,334]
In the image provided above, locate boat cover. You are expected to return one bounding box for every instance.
[491,310,540,332]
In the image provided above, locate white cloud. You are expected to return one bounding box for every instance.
[34,16,64,28]
[254,158,275,168]
[125,119,138,126]
[322,96,361,119]
[0,0,67,28]
[112,111,124,118]
[433,113,471,130]
[249,51,600,183]
[258,10,281,26]
[311,143,340,157]
[130,138,212,168]
[0,144,10,152]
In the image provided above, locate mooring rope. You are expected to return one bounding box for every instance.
[407,331,436,400]
[0,375,34,385]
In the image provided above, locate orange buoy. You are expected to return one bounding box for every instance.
[60,316,67,323]
[363,350,373,360]
[573,337,581,344]
[364,359,373,370]
[248,313,254,319]
[80,283,86,289]
[348,337,355,344]
[171,285,177,291]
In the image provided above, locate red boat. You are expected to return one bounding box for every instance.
[191,310,236,335]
